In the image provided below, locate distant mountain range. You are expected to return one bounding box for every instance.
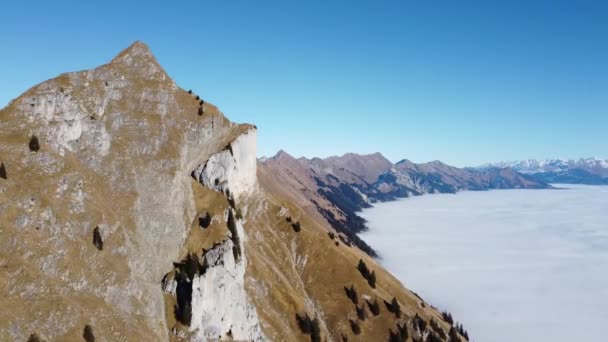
[481,158,608,185]
[259,151,549,256]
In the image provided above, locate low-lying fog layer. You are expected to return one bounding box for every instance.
[359,185,608,342]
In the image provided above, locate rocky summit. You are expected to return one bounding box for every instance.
[0,42,464,341]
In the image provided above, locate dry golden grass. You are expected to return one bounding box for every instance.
[241,184,454,341]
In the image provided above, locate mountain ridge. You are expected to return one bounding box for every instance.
[260,150,549,256]
[482,158,608,185]
[1,41,465,342]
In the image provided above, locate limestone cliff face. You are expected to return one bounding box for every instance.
[0,41,260,341]
[1,42,465,342]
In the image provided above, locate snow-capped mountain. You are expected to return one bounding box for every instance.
[482,158,608,184]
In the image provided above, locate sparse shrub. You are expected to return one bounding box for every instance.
[366,299,380,316]
[27,333,44,342]
[29,135,40,152]
[292,221,301,233]
[357,259,370,278]
[296,313,312,334]
[426,332,443,342]
[310,317,321,342]
[368,270,376,288]
[0,162,6,179]
[295,313,321,342]
[328,231,335,239]
[341,334,348,342]
[83,325,95,342]
[199,99,204,105]
[335,241,339,246]
[384,297,401,318]
[188,89,192,94]
[356,305,366,321]
[430,318,447,339]
[388,329,402,342]
[388,323,408,342]
[227,194,236,209]
[199,212,212,228]
[198,107,204,116]
[413,313,427,332]
[357,259,376,288]
[349,320,361,335]
[93,226,103,251]
[227,209,241,261]
[236,208,243,220]
[215,178,220,186]
[195,95,200,100]
[344,285,358,305]
[225,143,233,156]
[183,253,203,280]
[174,271,193,325]
[286,216,292,223]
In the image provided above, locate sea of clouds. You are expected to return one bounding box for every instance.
[359,185,608,342]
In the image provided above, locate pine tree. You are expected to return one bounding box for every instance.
[366,299,380,316]
[449,326,461,342]
[357,259,370,278]
[0,162,6,179]
[296,313,313,334]
[93,226,103,251]
[296,313,321,341]
[349,320,361,335]
[29,135,40,152]
[344,285,358,305]
[27,334,44,342]
[356,305,366,321]
[310,317,321,342]
[388,297,400,317]
[83,325,95,342]
[367,270,376,288]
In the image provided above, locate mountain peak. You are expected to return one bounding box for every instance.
[111,40,153,62]
[269,149,296,162]
[108,41,169,82]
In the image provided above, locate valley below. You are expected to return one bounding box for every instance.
[359,185,608,342]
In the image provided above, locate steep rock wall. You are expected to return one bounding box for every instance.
[190,213,264,341]
[192,128,257,199]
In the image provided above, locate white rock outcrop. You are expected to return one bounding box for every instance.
[192,128,258,199]
[189,212,264,341]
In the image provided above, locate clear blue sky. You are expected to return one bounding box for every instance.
[1,1,607,166]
